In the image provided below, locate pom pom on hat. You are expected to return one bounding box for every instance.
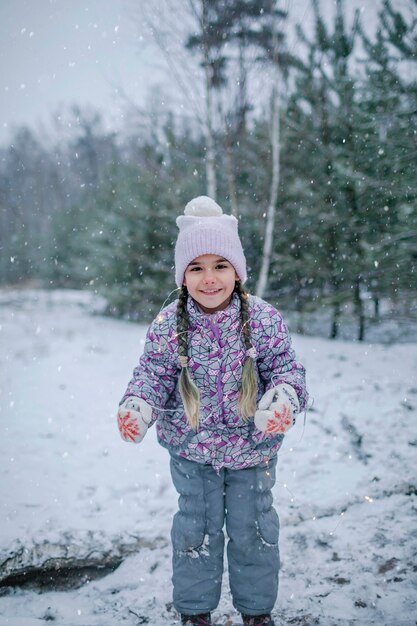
[183,196,223,217]
[175,196,247,287]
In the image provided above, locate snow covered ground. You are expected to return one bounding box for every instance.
[0,289,416,626]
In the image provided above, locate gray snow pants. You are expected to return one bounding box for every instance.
[169,453,280,616]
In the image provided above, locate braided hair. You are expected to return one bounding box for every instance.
[234,281,258,419]
[176,282,257,430]
[176,286,200,430]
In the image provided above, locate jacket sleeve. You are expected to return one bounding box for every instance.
[119,311,180,424]
[255,307,308,411]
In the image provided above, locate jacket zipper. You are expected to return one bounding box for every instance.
[209,319,224,412]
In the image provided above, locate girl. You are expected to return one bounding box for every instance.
[117,196,308,626]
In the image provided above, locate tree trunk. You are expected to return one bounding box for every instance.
[202,2,217,201]
[328,227,341,339]
[331,300,341,339]
[373,296,379,319]
[295,289,305,334]
[225,133,238,217]
[204,70,217,199]
[256,65,281,298]
[354,276,365,341]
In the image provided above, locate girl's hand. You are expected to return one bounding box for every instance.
[254,384,300,435]
[117,397,152,443]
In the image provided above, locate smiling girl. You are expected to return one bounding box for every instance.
[183,255,237,314]
[117,196,308,626]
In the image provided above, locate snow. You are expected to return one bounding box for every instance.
[0,289,416,625]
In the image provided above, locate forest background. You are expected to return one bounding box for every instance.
[0,0,416,342]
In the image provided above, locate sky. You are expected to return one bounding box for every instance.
[0,0,384,145]
[0,0,161,143]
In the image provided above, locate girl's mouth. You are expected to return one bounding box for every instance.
[200,288,222,295]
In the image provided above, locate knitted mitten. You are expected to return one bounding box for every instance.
[117,397,152,443]
[254,383,299,434]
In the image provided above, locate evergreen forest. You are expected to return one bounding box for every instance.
[0,0,415,341]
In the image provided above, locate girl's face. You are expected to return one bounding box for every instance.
[183,254,238,313]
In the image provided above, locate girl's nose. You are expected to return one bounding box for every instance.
[202,271,216,283]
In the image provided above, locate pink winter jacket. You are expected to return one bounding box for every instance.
[121,293,308,471]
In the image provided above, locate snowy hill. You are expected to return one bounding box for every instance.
[0,289,416,626]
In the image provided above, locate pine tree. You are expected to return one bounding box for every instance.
[285,0,369,339]
[359,0,417,315]
[85,115,202,319]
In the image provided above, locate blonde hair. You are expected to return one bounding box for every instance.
[236,281,258,420]
[176,283,258,430]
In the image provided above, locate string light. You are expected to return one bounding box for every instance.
[157,287,181,314]
[329,511,345,535]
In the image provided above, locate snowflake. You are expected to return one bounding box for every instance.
[118,410,140,442]
[266,404,292,434]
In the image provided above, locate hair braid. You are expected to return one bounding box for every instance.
[176,286,189,362]
[235,282,258,420]
[176,286,200,430]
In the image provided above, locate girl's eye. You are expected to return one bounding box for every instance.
[189,266,201,272]
[216,264,228,269]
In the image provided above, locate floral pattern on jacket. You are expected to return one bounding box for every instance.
[121,293,308,471]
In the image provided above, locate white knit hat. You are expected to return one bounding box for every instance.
[174,196,247,287]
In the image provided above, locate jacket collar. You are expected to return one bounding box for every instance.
[187,291,241,325]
